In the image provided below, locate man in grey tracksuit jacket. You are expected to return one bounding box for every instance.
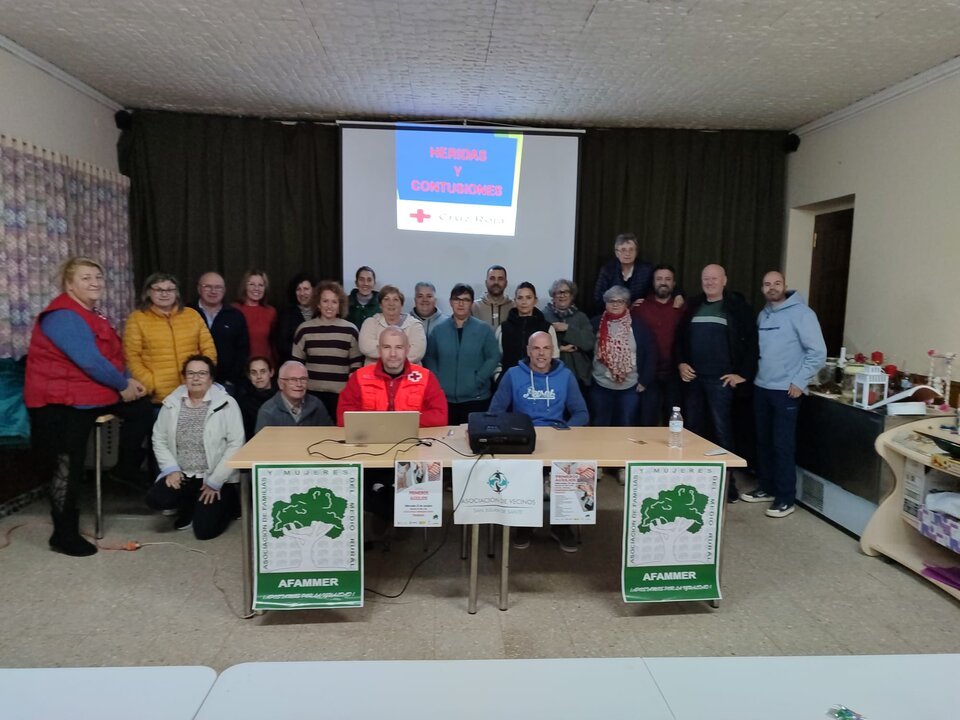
[746,272,826,518]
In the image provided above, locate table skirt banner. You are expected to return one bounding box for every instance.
[622,461,725,603]
[394,460,444,527]
[452,459,543,526]
[549,460,598,525]
[252,463,363,610]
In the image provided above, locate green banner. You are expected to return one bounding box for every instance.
[622,462,724,603]
[252,463,363,610]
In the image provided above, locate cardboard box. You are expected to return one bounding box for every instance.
[902,458,960,528]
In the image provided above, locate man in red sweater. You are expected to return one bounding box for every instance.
[632,264,684,425]
[338,327,448,529]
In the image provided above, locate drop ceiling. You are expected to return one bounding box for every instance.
[2,0,960,129]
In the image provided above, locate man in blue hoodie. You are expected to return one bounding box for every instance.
[744,271,826,518]
[488,331,589,552]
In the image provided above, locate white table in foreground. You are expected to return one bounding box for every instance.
[0,665,217,720]
[645,653,960,719]
[194,658,673,720]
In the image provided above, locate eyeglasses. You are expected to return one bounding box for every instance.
[279,377,308,384]
[151,286,177,294]
[184,370,210,378]
[606,299,627,306]
[200,284,224,291]
[553,289,571,296]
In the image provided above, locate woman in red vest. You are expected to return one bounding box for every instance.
[24,257,154,556]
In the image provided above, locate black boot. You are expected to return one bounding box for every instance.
[49,509,97,556]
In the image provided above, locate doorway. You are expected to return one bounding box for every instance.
[808,208,854,356]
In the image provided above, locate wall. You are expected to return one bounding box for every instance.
[0,47,119,169]
[785,69,960,376]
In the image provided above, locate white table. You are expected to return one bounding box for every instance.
[194,658,674,719]
[0,665,217,720]
[644,654,960,719]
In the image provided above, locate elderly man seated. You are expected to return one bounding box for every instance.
[487,331,589,553]
[255,360,331,431]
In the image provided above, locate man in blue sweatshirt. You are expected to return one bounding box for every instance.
[488,331,589,552]
[744,272,826,518]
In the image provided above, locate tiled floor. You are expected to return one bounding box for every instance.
[1,472,958,670]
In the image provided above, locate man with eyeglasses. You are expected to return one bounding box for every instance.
[254,361,331,431]
[189,272,249,392]
[423,283,501,425]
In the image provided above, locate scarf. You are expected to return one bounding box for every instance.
[546,301,578,320]
[597,310,634,384]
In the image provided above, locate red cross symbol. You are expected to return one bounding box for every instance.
[410,209,430,223]
[407,371,423,383]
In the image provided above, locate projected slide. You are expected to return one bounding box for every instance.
[395,127,523,236]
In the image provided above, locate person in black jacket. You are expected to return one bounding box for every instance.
[235,356,276,439]
[190,271,249,393]
[276,272,317,364]
[494,282,559,381]
[675,264,758,502]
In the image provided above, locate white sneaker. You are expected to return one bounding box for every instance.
[765,503,796,518]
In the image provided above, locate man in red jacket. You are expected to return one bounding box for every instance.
[337,327,448,427]
[338,327,448,529]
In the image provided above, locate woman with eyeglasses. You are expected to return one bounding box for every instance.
[24,257,155,556]
[147,355,244,538]
[543,279,595,395]
[357,284,427,366]
[123,272,217,404]
[590,285,657,428]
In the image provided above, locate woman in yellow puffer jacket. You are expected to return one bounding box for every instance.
[123,272,218,404]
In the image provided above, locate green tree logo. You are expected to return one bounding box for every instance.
[637,484,708,534]
[270,486,348,541]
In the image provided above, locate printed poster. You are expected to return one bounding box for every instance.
[452,459,543,526]
[252,463,363,610]
[622,462,724,603]
[394,460,443,527]
[549,460,598,525]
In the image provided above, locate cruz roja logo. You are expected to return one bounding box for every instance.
[487,471,509,494]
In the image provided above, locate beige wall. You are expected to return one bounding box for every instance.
[0,47,119,170]
[785,71,960,376]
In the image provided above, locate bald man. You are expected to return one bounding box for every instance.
[337,327,448,528]
[675,264,758,503]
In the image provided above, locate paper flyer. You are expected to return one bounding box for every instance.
[252,463,363,610]
[394,460,443,527]
[549,460,598,525]
[622,462,724,603]
[452,459,543,526]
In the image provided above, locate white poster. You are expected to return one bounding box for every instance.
[549,460,598,525]
[452,459,543,526]
[394,460,443,527]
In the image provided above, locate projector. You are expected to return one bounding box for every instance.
[467,412,536,454]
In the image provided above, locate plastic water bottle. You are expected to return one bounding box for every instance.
[668,407,683,448]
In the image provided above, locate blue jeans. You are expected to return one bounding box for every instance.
[684,376,738,499]
[683,376,735,450]
[753,387,801,505]
[589,384,640,427]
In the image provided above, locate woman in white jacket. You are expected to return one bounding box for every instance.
[357,285,427,365]
[147,354,245,539]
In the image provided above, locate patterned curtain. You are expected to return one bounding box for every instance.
[0,135,132,358]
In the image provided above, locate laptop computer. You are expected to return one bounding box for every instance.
[342,411,421,444]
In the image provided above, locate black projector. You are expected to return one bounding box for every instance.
[467,412,536,454]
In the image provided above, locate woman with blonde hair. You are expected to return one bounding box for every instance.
[25,257,153,556]
[234,268,278,366]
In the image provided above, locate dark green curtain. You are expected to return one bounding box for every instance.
[574,128,787,312]
[119,110,340,305]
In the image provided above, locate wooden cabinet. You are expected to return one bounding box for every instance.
[860,418,960,600]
